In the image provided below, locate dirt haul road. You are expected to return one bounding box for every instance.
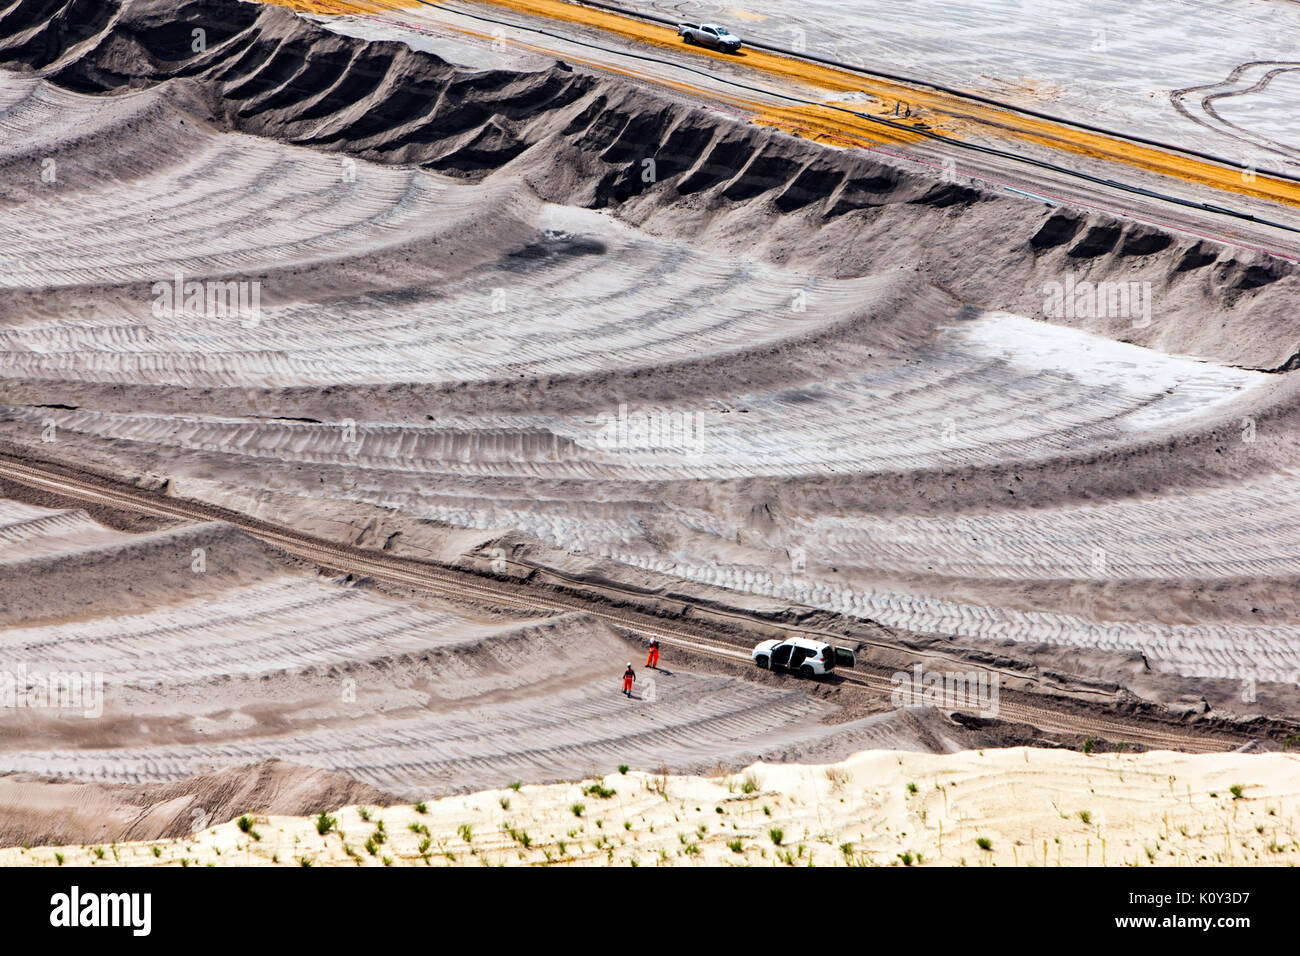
[1,0,1300,829]
[0,452,1258,756]
[0,481,1001,826]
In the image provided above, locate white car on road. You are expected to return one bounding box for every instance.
[676,22,743,53]
[752,637,853,678]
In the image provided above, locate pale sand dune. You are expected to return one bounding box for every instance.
[6,748,1298,867]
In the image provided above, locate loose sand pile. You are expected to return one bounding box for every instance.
[6,748,1297,866]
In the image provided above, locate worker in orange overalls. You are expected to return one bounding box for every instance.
[645,637,660,670]
[622,663,636,697]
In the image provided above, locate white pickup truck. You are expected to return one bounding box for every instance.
[676,22,743,53]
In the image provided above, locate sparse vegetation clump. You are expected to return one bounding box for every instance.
[505,824,532,849]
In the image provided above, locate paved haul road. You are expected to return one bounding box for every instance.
[0,450,1255,754]
[277,0,1300,261]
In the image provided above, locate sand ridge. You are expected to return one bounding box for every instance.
[5,747,1297,866]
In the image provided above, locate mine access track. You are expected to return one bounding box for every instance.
[0,451,1252,754]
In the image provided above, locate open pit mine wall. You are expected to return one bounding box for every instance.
[1,0,1296,369]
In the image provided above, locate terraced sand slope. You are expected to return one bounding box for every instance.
[9,747,1298,866]
[5,499,1004,801]
[3,0,1298,368]
[11,269,1295,694]
[0,496,295,626]
[638,0,1300,165]
[2,0,1300,742]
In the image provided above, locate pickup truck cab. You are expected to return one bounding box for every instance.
[752,637,854,678]
[677,23,743,53]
